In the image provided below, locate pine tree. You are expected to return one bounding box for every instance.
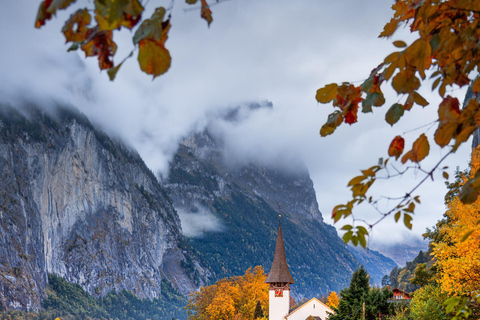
[329,266,370,320]
[253,300,264,319]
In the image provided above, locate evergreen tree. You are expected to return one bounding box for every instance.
[253,300,264,319]
[329,266,370,320]
[329,266,393,320]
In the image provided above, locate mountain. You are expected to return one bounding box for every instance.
[370,237,428,267]
[0,105,205,313]
[0,103,397,316]
[164,124,396,298]
[347,245,397,285]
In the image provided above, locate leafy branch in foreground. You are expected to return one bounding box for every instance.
[316,0,480,247]
[35,0,214,80]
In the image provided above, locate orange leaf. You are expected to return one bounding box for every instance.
[35,0,53,28]
[62,9,91,43]
[388,136,405,160]
[401,133,430,163]
[201,0,213,27]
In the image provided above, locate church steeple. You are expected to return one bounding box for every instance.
[266,216,294,320]
[266,216,294,284]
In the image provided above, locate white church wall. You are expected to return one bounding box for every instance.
[269,289,291,320]
[286,298,333,320]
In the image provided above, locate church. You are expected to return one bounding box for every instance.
[265,217,334,320]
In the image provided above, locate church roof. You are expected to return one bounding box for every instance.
[265,217,295,284]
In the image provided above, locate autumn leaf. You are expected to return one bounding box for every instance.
[46,0,77,14]
[138,40,171,78]
[401,133,430,163]
[405,38,432,79]
[35,0,53,28]
[62,9,91,43]
[388,135,405,160]
[385,103,405,126]
[320,111,343,137]
[133,7,172,78]
[316,83,338,103]
[392,68,420,94]
[201,0,213,27]
[344,105,358,124]
[95,0,143,30]
[81,29,117,70]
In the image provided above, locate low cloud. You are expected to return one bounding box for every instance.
[176,205,224,238]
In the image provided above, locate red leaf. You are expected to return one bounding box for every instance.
[388,136,405,160]
[200,0,213,27]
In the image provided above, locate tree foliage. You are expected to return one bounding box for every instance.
[185,266,268,320]
[35,0,214,80]
[432,147,480,297]
[327,291,340,309]
[409,284,449,320]
[317,0,480,246]
[329,266,393,320]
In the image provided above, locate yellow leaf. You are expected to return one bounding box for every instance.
[316,83,338,103]
[138,39,171,78]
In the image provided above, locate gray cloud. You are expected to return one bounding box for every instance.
[0,0,472,246]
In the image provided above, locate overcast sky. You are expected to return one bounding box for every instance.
[0,1,472,248]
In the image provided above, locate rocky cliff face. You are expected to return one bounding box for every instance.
[0,106,204,311]
[165,128,374,298]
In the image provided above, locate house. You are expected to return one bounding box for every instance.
[391,288,410,300]
[265,216,334,320]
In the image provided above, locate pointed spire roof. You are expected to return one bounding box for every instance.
[265,216,294,284]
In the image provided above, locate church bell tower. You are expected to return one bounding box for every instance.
[265,216,294,320]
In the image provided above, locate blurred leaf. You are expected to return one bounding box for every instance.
[316,83,338,103]
[35,0,53,28]
[95,0,143,30]
[200,0,213,27]
[403,213,413,229]
[401,133,430,163]
[385,103,405,126]
[393,40,407,48]
[62,9,91,43]
[388,135,405,160]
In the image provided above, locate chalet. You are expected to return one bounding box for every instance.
[266,217,334,320]
[391,288,410,300]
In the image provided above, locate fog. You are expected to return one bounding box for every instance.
[0,0,472,248]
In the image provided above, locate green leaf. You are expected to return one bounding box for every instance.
[133,7,166,44]
[357,233,367,248]
[342,231,353,243]
[341,225,353,231]
[362,92,385,113]
[385,103,405,126]
[356,226,368,235]
[316,83,338,103]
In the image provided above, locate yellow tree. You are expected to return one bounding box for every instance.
[326,291,339,309]
[185,266,269,320]
[433,148,480,297]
